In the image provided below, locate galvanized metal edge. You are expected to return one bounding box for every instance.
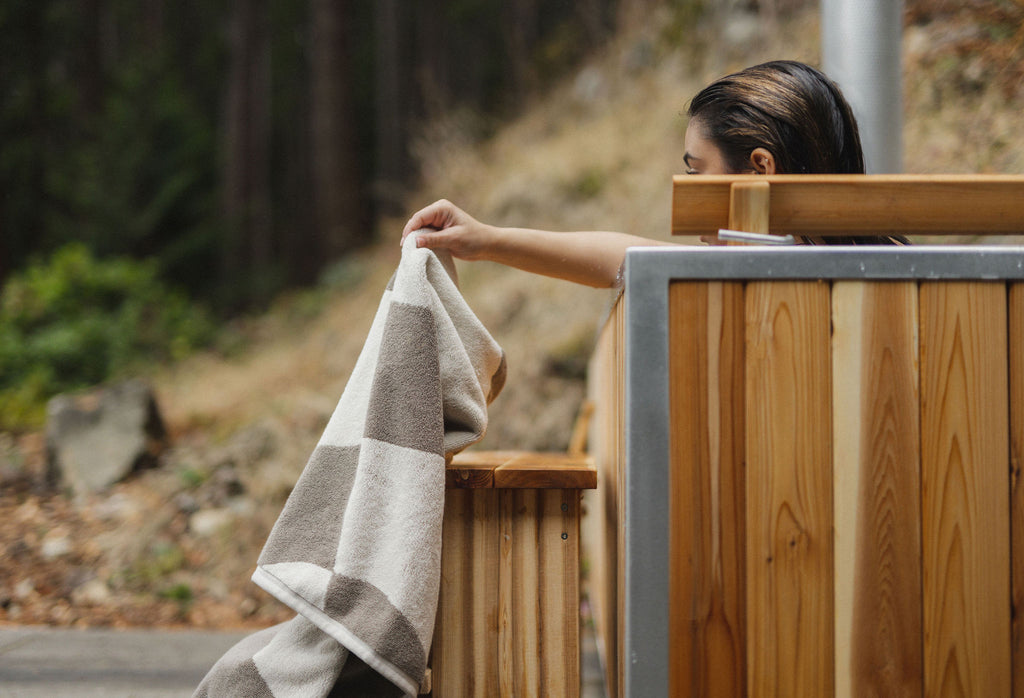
[626,245,1024,280]
[622,252,672,698]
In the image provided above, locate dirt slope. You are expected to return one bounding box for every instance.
[2,1,1022,630]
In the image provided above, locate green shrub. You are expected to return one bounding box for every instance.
[0,244,214,430]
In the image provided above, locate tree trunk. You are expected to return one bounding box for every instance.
[142,0,164,53]
[503,0,538,101]
[577,0,610,46]
[415,0,450,117]
[78,0,105,118]
[373,0,407,215]
[308,0,363,263]
[222,0,272,299]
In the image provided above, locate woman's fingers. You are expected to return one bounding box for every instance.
[401,199,460,241]
[400,199,493,260]
[412,229,452,249]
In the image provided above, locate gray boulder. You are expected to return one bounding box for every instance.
[46,380,167,494]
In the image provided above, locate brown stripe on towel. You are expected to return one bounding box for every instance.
[258,445,360,570]
[194,626,278,697]
[323,574,427,682]
[229,660,276,698]
[364,302,444,456]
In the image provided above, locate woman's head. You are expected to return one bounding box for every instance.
[686,61,909,245]
[685,60,864,175]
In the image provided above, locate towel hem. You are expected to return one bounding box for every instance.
[251,566,418,697]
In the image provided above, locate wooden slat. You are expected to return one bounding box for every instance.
[745,280,833,697]
[672,174,1024,236]
[832,281,923,698]
[920,281,1011,697]
[448,451,596,489]
[1009,283,1023,698]
[499,489,580,698]
[432,488,500,696]
[668,281,746,697]
[582,296,624,697]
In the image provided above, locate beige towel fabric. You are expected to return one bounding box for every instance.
[195,233,505,697]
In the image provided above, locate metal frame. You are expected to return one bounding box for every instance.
[619,245,1024,697]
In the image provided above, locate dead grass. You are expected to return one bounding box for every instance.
[156,0,1024,454]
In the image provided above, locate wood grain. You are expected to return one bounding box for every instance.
[499,489,580,698]
[668,281,746,697]
[832,281,923,698]
[448,451,596,489]
[671,174,1024,236]
[445,463,496,489]
[728,180,771,234]
[1009,283,1023,698]
[920,281,1011,697]
[494,453,596,489]
[745,280,833,697]
[432,488,500,696]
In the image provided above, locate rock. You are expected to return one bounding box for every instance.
[226,496,254,517]
[572,66,607,106]
[13,578,36,601]
[93,492,143,522]
[174,492,200,514]
[71,578,111,605]
[189,508,235,537]
[45,380,168,495]
[40,534,72,560]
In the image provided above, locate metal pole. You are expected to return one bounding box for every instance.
[821,0,904,173]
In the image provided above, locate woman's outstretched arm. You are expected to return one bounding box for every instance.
[401,199,675,288]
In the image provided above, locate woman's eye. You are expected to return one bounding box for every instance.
[685,169,699,175]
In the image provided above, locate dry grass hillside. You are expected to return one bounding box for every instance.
[2,1,1022,630]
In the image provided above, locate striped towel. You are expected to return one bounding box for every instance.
[195,233,506,697]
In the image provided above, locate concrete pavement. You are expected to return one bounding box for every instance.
[0,625,607,697]
[0,626,249,697]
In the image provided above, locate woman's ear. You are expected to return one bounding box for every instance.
[749,147,777,175]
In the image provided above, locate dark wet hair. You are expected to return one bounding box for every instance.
[688,60,864,175]
[688,60,906,244]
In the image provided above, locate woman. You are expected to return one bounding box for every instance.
[401,60,905,288]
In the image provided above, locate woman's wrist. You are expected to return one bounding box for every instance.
[477,223,511,263]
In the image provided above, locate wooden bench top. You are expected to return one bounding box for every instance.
[446,450,596,489]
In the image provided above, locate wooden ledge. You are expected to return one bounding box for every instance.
[446,450,596,490]
[671,174,1024,236]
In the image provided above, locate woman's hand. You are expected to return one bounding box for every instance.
[401,199,495,261]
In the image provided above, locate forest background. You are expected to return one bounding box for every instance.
[1,0,1023,629]
[2,0,651,427]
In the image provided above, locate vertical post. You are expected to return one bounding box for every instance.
[728,181,771,234]
[821,0,904,174]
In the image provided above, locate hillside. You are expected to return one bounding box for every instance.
[2,1,1023,630]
